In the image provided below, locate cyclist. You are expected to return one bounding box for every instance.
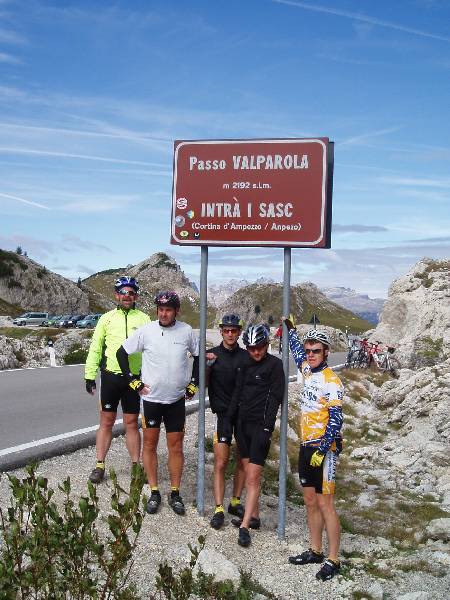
[206,314,247,529]
[226,324,285,547]
[84,276,150,484]
[284,318,344,582]
[116,291,199,516]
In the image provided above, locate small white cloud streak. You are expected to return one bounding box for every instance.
[0,191,49,209]
[337,126,402,147]
[0,52,21,64]
[273,0,450,43]
[377,176,450,189]
[0,146,165,167]
[0,121,171,148]
[0,27,27,45]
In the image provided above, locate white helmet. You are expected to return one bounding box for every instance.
[243,324,269,347]
[303,329,331,348]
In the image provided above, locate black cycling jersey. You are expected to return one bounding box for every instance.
[227,352,285,432]
[207,343,248,414]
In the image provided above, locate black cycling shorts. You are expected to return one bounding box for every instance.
[213,413,237,446]
[100,370,140,415]
[141,397,185,433]
[235,420,271,467]
[298,445,338,495]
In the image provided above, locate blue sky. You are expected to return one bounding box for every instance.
[1,0,449,298]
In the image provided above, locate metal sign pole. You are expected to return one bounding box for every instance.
[196,245,208,515]
[277,247,291,540]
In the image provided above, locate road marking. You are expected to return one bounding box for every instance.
[0,420,122,457]
[0,397,202,457]
[0,364,83,373]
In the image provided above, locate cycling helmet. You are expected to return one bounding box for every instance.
[114,276,139,293]
[243,324,269,347]
[154,290,181,309]
[219,314,244,329]
[303,329,331,348]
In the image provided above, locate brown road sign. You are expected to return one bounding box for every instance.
[171,138,333,247]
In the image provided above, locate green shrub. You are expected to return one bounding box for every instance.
[64,345,88,364]
[0,463,146,599]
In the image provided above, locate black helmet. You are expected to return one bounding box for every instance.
[219,314,244,329]
[154,290,180,309]
[114,276,139,293]
[243,324,269,347]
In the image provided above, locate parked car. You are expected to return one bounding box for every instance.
[42,314,62,327]
[66,314,86,328]
[13,312,49,326]
[55,314,73,328]
[76,314,102,329]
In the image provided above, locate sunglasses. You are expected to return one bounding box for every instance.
[305,348,322,355]
[117,289,137,297]
[222,328,240,334]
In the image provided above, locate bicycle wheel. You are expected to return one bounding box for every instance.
[388,357,401,377]
[377,353,389,372]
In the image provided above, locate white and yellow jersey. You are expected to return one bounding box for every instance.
[288,329,344,453]
[300,361,343,445]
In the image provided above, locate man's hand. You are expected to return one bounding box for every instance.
[282,313,296,330]
[129,377,149,395]
[206,352,217,367]
[85,379,96,395]
[310,450,325,467]
[185,382,198,398]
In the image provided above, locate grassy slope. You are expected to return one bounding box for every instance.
[232,283,373,334]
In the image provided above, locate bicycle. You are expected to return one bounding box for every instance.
[376,346,401,377]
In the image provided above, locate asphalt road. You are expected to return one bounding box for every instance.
[0,351,346,472]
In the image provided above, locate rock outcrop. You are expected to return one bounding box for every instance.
[83,252,207,326]
[0,249,90,314]
[371,258,450,368]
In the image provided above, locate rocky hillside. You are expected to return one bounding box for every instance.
[83,252,215,328]
[371,258,450,368]
[321,286,385,325]
[0,249,92,315]
[208,277,275,307]
[217,281,373,334]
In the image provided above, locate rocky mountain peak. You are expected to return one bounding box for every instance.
[371,258,450,367]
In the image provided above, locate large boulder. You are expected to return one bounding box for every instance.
[371,258,450,368]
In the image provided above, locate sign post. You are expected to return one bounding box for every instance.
[171,138,333,535]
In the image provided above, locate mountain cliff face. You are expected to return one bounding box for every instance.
[371,258,450,367]
[321,286,385,325]
[0,249,91,314]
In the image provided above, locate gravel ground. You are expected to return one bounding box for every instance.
[1,398,449,599]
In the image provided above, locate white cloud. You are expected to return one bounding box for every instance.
[0,51,21,64]
[273,0,450,43]
[0,191,49,209]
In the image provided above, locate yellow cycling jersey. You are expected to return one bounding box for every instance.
[299,361,344,445]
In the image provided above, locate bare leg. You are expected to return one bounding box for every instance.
[317,494,340,560]
[142,428,160,487]
[241,461,262,527]
[123,413,141,463]
[95,411,116,461]
[213,442,230,505]
[166,431,184,489]
[303,486,324,552]
[232,446,246,499]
